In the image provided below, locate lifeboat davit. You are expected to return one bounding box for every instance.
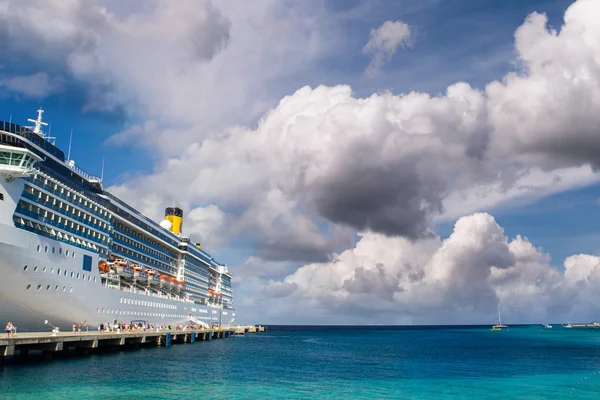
[115,260,133,278]
[176,280,185,291]
[169,277,177,288]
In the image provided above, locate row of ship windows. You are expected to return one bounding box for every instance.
[27,185,109,230]
[96,309,212,320]
[14,214,104,254]
[113,231,172,263]
[112,243,172,272]
[119,297,177,310]
[23,264,97,283]
[18,200,109,243]
[26,283,73,292]
[36,244,76,258]
[182,269,210,285]
[114,222,174,257]
[32,173,109,218]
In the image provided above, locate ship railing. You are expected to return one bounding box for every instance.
[66,162,102,183]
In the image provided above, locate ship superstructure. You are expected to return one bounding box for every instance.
[0,109,234,331]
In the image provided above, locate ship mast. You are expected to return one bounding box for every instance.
[27,108,55,142]
[27,108,48,136]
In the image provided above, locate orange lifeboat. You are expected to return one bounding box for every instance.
[176,280,185,291]
[98,261,109,273]
[159,275,170,286]
[169,276,177,288]
[133,265,148,282]
[147,269,160,285]
[115,260,134,278]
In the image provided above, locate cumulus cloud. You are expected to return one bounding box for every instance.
[0,0,335,132]
[237,214,600,324]
[0,72,64,99]
[363,20,412,77]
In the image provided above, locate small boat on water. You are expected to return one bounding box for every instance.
[542,324,553,329]
[491,303,508,331]
[563,323,573,328]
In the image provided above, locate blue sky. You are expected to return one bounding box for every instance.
[2,0,599,324]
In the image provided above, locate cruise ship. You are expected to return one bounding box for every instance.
[0,109,235,331]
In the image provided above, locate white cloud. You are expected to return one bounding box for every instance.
[0,0,336,133]
[236,213,600,324]
[363,20,412,77]
[0,73,64,99]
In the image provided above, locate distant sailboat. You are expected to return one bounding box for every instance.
[491,303,509,331]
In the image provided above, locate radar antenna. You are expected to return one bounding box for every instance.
[27,108,55,142]
[27,108,48,136]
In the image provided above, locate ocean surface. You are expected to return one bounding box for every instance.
[2,325,600,399]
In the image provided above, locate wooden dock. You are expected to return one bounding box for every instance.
[0,325,265,360]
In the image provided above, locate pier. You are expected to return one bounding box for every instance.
[234,325,267,335]
[0,325,266,361]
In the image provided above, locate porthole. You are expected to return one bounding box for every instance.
[52,247,55,254]
[55,285,59,291]
[23,265,28,271]
[46,285,50,291]
[66,250,69,256]
[57,268,60,275]
[69,287,73,292]
[62,286,66,291]
[50,267,54,273]
[59,248,62,255]
[36,245,40,252]
[26,284,31,290]
[93,277,97,282]
[70,272,74,278]
[42,266,46,273]
[97,308,100,313]
[44,246,48,253]
[72,252,76,258]
[76,273,80,279]
[33,266,38,272]
[37,284,41,290]
[64,270,67,277]
[88,276,91,281]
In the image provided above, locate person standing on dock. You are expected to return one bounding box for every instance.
[5,322,13,338]
[78,323,82,332]
[72,323,76,333]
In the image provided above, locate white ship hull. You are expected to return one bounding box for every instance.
[0,206,235,332]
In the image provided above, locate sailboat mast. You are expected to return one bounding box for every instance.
[498,303,502,325]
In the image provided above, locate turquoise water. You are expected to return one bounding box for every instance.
[2,325,600,399]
